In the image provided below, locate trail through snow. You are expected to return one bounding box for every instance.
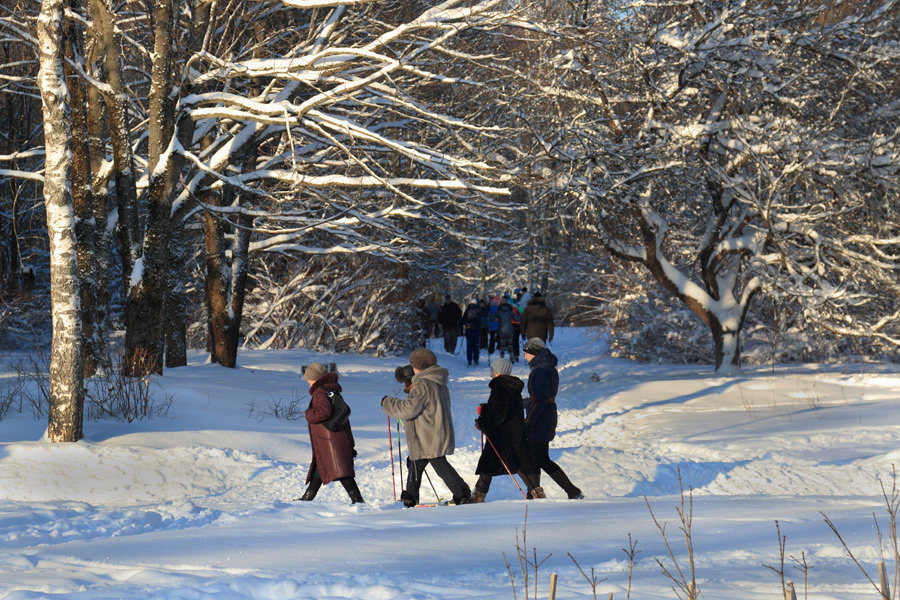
[2,328,900,599]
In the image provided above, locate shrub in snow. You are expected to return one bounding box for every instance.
[84,349,174,422]
[228,254,420,356]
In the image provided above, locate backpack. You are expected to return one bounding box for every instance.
[321,389,351,431]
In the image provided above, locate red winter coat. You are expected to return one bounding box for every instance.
[305,372,355,484]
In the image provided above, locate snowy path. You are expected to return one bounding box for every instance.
[2,328,900,599]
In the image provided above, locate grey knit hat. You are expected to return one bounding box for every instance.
[523,337,546,355]
[303,362,328,382]
[490,357,513,376]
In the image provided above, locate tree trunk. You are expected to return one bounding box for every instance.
[38,0,84,442]
[164,221,188,368]
[87,0,141,295]
[125,0,214,375]
[611,206,756,375]
[228,213,252,363]
[64,0,101,377]
[123,0,178,375]
[203,193,237,367]
[84,72,112,374]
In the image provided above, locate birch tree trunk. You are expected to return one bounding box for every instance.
[37,0,84,442]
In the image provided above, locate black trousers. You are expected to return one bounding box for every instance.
[443,329,459,353]
[522,441,581,498]
[488,330,498,354]
[526,441,564,477]
[305,469,364,502]
[406,456,470,502]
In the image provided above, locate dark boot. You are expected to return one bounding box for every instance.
[454,488,473,505]
[340,477,365,504]
[530,486,546,499]
[296,479,322,501]
[400,490,418,508]
[549,468,584,499]
[471,489,487,503]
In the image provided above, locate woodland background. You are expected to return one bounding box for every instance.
[0,0,897,439]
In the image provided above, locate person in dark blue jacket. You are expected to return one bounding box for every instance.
[520,337,584,499]
[462,298,484,366]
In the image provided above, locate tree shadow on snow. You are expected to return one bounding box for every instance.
[626,459,751,497]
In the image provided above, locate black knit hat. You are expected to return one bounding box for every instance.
[523,337,546,354]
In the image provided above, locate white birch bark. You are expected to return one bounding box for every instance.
[37,0,84,442]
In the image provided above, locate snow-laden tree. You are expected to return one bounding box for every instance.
[527,0,899,371]
[3,0,520,371]
[36,0,83,440]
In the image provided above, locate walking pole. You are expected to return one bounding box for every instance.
[484,433,528,499]
[398,418,443,503]
[423,467,443,503]
[397,420,404,492]
[388,415,396,502]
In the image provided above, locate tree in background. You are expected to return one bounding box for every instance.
[522,0,899,371]
[2,0,518,372]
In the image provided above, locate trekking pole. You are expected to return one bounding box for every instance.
[483,433,528,499]
[397,420,404,492]
[388,415,396,502]
[423,467,442,503]
[398,418,443,503]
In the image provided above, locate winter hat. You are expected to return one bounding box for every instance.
[490,357,513,376]
[303,362,328,382]
[523,337,546,355]
[409,348,437,370]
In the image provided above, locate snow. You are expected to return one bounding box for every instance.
[3,328,900,599]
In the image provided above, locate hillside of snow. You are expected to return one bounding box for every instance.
[2,328,900,599]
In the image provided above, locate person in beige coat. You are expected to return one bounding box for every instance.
[382,348,472,507]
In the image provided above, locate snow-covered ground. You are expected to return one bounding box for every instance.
[2,328,900,599]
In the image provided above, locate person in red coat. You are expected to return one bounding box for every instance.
[296,363,364,503]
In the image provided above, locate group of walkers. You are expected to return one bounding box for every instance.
[295,330,583,506]
[424,287,555,368]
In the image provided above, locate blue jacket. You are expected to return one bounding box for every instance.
[488,303,500,332]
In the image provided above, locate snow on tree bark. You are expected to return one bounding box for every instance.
[85,0,141,293]
[63,0,103,377]
[37,0,84,441]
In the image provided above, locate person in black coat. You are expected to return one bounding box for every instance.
[471,358,541,502]
[438,294,462,354]
[521,338,584,499]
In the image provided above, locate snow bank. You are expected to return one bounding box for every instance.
[2,328,899,599]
